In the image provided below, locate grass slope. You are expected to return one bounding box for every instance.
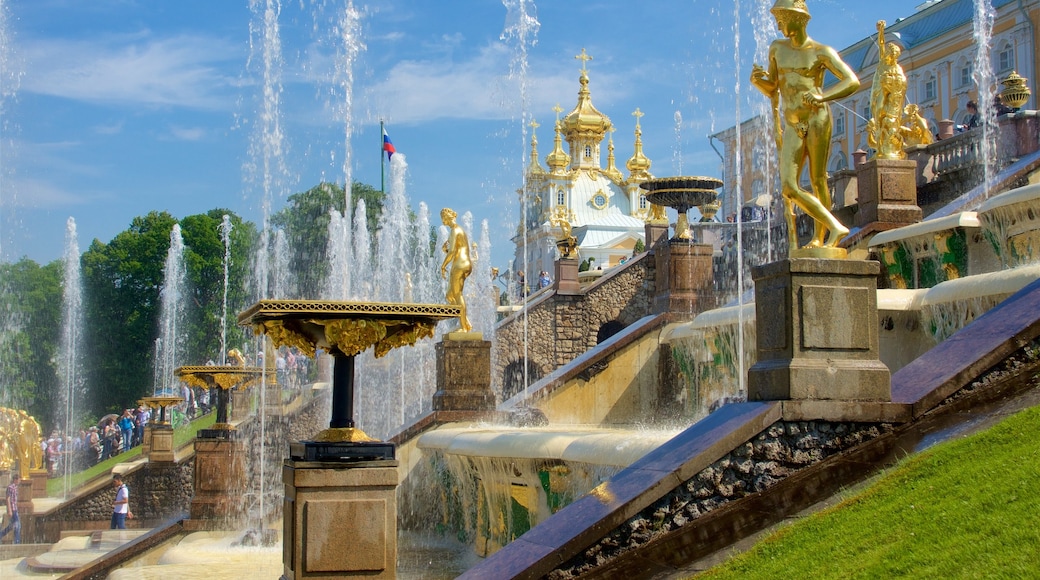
[701,403,1040,578]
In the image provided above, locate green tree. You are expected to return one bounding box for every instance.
[179,210,258,364]
[270,181,384,298]
[633,239,645,254]
[0,258,62,428]
[82,211,178,415]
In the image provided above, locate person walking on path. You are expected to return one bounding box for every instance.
[110,474,132,529]
[0,473,20,544]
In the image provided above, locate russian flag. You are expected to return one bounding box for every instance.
[382,128,396,160]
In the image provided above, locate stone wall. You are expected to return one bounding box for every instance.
[493,253,654,398]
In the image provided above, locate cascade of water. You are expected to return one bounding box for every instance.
[500,0,539,401]
[0,0,18,263]
[324,208,350,300]
[351,199,371,298]
[374,154,411,302]
[472,220,496,338]
[58,217,83,499]
[219,215,233,364]
[155,225,187,396]
[271,227,290,298]
[973,0,997,199]
[673,110,684,175]
[246,0,290,535]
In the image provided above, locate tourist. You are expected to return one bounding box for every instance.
[0,473,20,544]
[538,271,551,289]
[118,410,134,453]
[963,100,980,131]
[110,473,132,529]
[133,406,148,448]
[750,0,857,249]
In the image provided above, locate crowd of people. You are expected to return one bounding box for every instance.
[41,385,216,477]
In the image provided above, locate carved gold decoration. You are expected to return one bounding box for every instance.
[640,176,723,241]
[866,20,908,161]
[175,365,266,390]
[751,0,857,253]
[140,396,185,425]
[550,205,578,258]
[0,408,44,478]
[1000,71,1031,111]
[238,300,460,359]
[590,189,608,209]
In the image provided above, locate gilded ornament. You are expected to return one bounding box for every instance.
[1000,71,1032,111]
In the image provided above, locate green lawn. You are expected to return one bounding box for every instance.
[46,412,217,496]
[701,403,1040,578]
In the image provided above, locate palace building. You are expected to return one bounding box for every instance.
[512,50,654,281]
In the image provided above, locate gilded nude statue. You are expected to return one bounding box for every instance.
[866,20,909,160]
[440,208,473,332]
[751,0,859,255]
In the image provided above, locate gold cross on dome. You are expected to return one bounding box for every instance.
[575,48,592,72]
[553,103,563,120]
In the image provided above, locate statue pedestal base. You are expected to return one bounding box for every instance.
[434,335,495,411]
[283,459,398,580]
[186,435,245,528]
[555,256,580,294]
[28,469,47,499]
[147,424,176,463]
[748,258,891,402]
[855,158,921,228]
[654,239,715,316]
[231,388,251,421]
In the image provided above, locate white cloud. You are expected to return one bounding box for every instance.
[18,32,242,110]
[0,175,94,209]
[166,125,206,141]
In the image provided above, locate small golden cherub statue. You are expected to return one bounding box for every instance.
[750,0,859,255]
[901,104,934,148]
[549,205,578,258]
[440,208,473,332]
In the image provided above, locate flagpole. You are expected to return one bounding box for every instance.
[380,119,385,196]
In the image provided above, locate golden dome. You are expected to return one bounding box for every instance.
[561,49,613,141]
[626,109,652,178]
[545,120,571,173]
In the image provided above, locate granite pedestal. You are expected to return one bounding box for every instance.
[654,239,715,315]
[434,335,495,411]
[282,459,398,580]
[748,259,891,402]
[147,424,175,463]
[855,158,921,228]
[555,256,580,294]
[186,435,246,528]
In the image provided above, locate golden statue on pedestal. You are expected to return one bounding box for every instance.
[440,208,473,332]
[751,0,858,256]
[866,20,909,160]
[901,104,934,148]
[550,205,578,258]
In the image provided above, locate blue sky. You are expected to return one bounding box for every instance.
[0,0,917,270]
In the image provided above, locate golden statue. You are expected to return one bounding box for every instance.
[901,104,934,148]
[866,20,908,160]
[751,0,858,255]
[549,205,578,258]
[440,208,473,332]
[227,348,246,367]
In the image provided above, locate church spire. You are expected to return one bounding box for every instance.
[626,108,652,179]
[545,104,571,174]
[606,127,622,181]
[528,119,544,176]
[561,48,612,170]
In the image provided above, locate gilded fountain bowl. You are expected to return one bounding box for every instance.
[639,176,723,210]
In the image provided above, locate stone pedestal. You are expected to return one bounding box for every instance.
[654,240,715,315]
[16,479,34,542]
[645,222,669,253]
[28,469,47,499]
[748,259,891,402]
[855,158,922,228]
[141,425,153,455]
[434,336,494,411]
[554,256,580,294]
[187,436,246,527]
[231,388,251,421]
[283,459,398,580]
[147,424,176,463]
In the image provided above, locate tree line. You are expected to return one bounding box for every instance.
[0,181,384,434]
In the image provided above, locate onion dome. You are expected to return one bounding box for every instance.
[626,108,652,179]
[560,49,613,142]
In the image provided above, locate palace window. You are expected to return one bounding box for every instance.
[584,145,592,159]
[834,110,845,135]
[998,43,1014,72]
[639,195,648,209]
[959,62,973,87]
[557,190,565,205]
[924,76,937,101]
